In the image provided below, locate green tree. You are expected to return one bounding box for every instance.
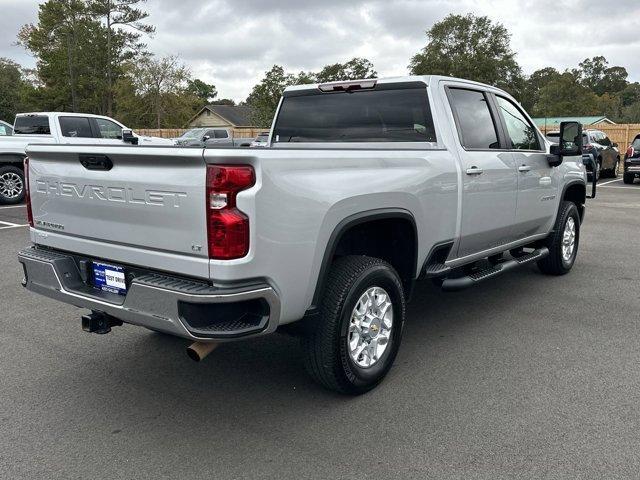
[0,59,27,121]
[521,67,561,112]
[245,65,314,127]
[117,55,197,128]
[408,14,523,97]
[88,0,154,115]
[315,57,377,83]
[210,98,235,106]
[532,72,599,118]
[18,0,103,112]
[577,56,628,96]
[187,79,217,103]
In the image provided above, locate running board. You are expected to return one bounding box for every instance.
[441,247,549,292]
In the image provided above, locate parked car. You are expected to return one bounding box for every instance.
[583,129,620,180]
[0,120,13,136]
[623,134,640,184]
[0,112,172,204]
[18,76,589,394]
[174,127,230,147]
[250,132,270,148]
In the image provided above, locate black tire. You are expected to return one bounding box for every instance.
[0,165,25,205]
[623,172,635,185]
[301,256,406,395]
[607,158,620,178]
[537,201,580,276]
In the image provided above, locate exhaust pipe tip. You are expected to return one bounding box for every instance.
[186,341,219,362]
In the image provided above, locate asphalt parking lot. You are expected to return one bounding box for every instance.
[1,178,639,479]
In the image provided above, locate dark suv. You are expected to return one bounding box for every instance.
[624,134,640,184]
[583,129,620,180]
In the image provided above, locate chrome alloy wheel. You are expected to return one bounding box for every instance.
[0,172,23,199]
[561,216,576,263]
[347,286,393,368]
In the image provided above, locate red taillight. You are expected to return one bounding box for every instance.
[24,157,33,227]
[206,165,255,259]
[627,146,635,158]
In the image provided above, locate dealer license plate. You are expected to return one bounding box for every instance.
[92,262,127,295]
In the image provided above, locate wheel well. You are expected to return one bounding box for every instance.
[332,217,417,294]
[311,213,418,308]
[0,154,26,170]
[563,183,586,221]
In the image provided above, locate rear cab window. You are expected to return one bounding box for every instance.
[59,117,94,138]
[273,82,437,144]
[14,115,51,135]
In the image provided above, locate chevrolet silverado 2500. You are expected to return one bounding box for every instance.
[0,112,171,204]
[19,76,588,394]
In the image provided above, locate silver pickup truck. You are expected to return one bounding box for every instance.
[19,76,589,394]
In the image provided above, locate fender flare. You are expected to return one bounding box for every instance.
[309,208,418,309]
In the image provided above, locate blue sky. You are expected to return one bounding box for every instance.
[2,0,639,101]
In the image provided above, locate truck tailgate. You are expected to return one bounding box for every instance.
[26,144,208,273]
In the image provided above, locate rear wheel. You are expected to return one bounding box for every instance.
[301,256,405,395]
[538,201,580,276]
[0,165,25,205]
[609,158,620,178]
[624,172,635,185]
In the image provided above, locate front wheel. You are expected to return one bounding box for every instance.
[301,256,406,395]
[538,201,580,276]
[0,165,25,205]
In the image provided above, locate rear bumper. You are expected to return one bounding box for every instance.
[18,246,280,342]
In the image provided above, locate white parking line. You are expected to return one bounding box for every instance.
[598,178,623,186]
[0,224,28,230]
[598,185,639,190]
[0,220,27,227]
[0,205,26,209]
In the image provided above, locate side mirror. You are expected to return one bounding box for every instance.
[612,142,618,148]
[122,129,138,145]
[202,135,211,142]
[549,121,582,166]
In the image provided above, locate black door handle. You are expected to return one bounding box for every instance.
[79,154,113,171]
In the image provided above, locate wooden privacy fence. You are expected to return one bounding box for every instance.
[135,128,267,139]
[138,124,640,147]
[538,124,640,149]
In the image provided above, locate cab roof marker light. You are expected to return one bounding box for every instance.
[318,79,377,92]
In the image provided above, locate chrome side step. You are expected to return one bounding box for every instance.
[441,247,549,292]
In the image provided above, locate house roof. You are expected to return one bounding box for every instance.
[532,116,616,128]
[189,105,256,127]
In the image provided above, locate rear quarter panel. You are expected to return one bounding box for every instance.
[204,147,459,324]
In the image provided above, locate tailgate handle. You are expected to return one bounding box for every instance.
[79,154,113,171]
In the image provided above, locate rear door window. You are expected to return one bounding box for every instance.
[59,117,94,138]
[273,85,437,143]
[448,88,500,149]
[495,96,541,150]
[13,115,51,135]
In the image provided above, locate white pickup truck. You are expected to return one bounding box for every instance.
[0,112,171,204]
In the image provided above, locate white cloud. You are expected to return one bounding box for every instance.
[2,0,640,102]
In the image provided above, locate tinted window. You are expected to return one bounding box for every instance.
[632,136,640,149]
[60,117,93,138]
[95,118,122,139]
[14,115,51,135]
[596,133,611,146]
[495,96,541,150]
[273,87,437,143]
[214,130,229,139]
[448,88,499,149]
